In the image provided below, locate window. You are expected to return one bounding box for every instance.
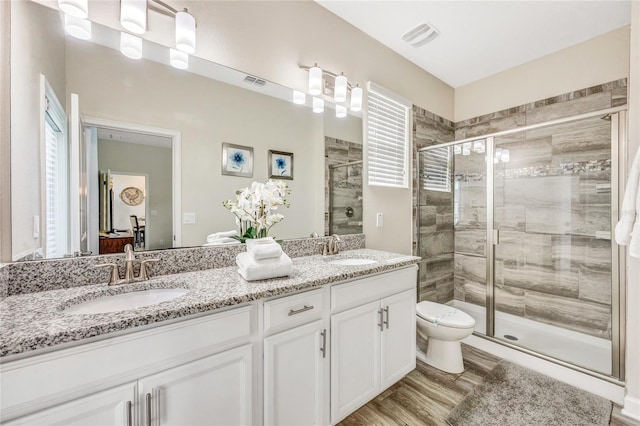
[43,81,68,258]
[366,82,411,188]
[422,146,452,192]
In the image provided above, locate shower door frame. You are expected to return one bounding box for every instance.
[417,105,628,382]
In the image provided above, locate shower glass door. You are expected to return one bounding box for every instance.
[329,162,363,235]
[492,115,615,376]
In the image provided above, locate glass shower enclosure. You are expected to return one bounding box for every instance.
[418,108,627,379]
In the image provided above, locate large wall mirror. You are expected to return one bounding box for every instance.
[9,0,363,261]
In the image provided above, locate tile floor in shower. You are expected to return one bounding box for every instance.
[452,300,612,375]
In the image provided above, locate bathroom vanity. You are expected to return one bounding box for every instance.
[0,249,418,425]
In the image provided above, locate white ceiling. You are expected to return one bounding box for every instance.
[316,1,631,88]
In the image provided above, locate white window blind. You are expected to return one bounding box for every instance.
[422,146,452,192]
[366,83,411,188]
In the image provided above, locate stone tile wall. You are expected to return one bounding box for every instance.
[325,137,363,236]
[451,78,626,339]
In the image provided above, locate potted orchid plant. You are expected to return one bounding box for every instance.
[223,179,291,242]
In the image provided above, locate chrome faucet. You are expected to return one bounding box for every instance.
[320,234,342,256]
[95,244,159,285]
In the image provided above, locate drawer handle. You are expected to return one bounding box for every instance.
[383,306,390,329]
[320,329,327,358]
[378,308,384,331]
[146,392,152,426]
[126,401,132,426]
[288,304,314,316]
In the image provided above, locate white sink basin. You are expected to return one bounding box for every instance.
[65,288,189,315]
[327,258,377,266]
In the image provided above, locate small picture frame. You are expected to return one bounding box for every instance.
[222,143,253,178]
[268,150,293,180]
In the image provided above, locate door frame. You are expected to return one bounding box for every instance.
[83,117,182,248]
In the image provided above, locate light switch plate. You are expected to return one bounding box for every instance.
[376,213,383,227]
[33,215,40,238]
[183,213,196,224]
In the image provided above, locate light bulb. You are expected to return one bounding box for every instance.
[336,104,347,118]
[473,140,485,153]
[334,74,348,103]
[64,14,91,40]
[120,0,146,35]
[120,32,142,59]
[495,147,503,158]
[454,145,462,155]
[292,90,306,105]
[308,65,322,96]
[501,149,510,163]
[176,9,196,54]
[350,85,363,112]
[58,0,88,18]
[312,97,324,114]
[170,48,188,70]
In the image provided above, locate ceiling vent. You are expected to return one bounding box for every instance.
[243,75,266,87]
[401,22,440,47]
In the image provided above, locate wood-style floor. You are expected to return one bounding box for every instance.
[338,344,640,426]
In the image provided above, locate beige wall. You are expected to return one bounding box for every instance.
[324,113,363,145]
[98,140,173,250]
[624,2,640,420]
[66,42,325,246]
[10,1,66,260]
[455,27,631,121]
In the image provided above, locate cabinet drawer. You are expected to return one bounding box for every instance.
[264,288,324,334]
[331,267,417,313]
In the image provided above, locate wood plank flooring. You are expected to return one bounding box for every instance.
[338,344,640,426]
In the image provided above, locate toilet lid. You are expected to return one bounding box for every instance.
[417,301,475,329]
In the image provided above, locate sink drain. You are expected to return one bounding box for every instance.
[503,335,518,341]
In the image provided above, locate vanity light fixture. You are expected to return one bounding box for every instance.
[175,9,197,54]
[64,14,92,40]
[292,90,306,105]
[313,97,324,114]
[120,32,143,59]
[170,48,189,70]
[336,104,347,118]
[350,85,363,112]
[308,64,323,96]
[334,73,348,103]
[120,0,147,35]
[473,140,485,153]
[58,0,88,18]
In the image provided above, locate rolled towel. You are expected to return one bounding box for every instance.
[236,251,292,281]
[245,237,283,260]
[207,230,238,243]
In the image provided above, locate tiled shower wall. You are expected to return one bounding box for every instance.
[325,137,363,236]
[453,78,626,339]
[413,107,455,304]
[414,78,626,339]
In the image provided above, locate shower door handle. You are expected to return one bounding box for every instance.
[493,229,500,245]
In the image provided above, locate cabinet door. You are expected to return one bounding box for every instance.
[138,344,253,426]
[331,300,381,424]
[5,383,136,426]
[264,320,328,426]
[381,289,416,389]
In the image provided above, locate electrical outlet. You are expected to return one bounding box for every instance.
[33,215,40,238]
[376,213,383,227]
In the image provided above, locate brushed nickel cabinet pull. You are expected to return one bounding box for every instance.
[384,306,390,329]
[378,308,384,331]
[126,401,132,426]
[320,329,327,358]
[146,392,152,426]
[288,304,314,316]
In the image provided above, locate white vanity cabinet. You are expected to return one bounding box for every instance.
[330,267,417,424]
[263,288,330,426]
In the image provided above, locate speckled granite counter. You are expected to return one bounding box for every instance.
[0,249,419,359]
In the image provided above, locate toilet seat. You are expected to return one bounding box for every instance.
[417,301,475,329]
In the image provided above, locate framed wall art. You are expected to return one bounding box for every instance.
[222,143,253,178]
[268,150,293,180]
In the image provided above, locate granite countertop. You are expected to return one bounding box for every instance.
[0,249,419,359]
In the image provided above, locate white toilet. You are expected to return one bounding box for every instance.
[416,301,476,374]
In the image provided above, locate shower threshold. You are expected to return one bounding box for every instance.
[451,300,612,375]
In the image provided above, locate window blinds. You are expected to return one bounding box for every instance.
[422,146,452,192]
[366,84,410,188]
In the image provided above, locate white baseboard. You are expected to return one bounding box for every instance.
[622,395,640,421]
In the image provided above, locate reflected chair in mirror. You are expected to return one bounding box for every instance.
[129,215,146,249]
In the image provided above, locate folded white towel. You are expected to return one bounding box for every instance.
[615,146,640,258]
[207,230,238,243]
[245,237,283,260]
[236,251,292,281]
[203,238,240,246]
